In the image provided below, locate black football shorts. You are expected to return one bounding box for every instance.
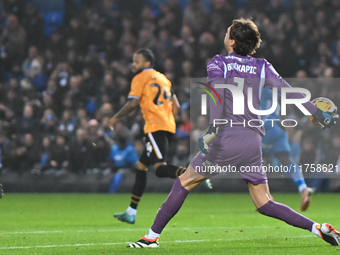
[139,131,173,167]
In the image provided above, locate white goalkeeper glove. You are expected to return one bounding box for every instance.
[198,125,219,155]
[313,108,339,129]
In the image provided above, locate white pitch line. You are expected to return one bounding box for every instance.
[1,230,64,234]
[0,235,315,250]
[0,225,281,235]
[0,242,128,250]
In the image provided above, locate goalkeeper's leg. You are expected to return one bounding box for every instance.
[127,165,208,248]
[249,182,340,246]
[276,153,313,211]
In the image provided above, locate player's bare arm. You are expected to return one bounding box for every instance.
[171,94,180,117]
[109,98,139,129]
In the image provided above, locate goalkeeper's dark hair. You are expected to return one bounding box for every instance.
[229,18,262,56]
[135,48,155,68]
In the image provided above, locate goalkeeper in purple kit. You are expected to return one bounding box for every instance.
[126,18,339,248]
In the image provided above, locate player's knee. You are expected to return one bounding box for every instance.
[179,172,204,191]
[178,176,191,189]
[181,178,205,191]
[135,161,148,171]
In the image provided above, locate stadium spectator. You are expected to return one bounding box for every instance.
[16,104,37,135]
[172,139,190,167]
[22,46,44,81]
[176,109,193,139]
[84,119,113,173]
[75,108,88,130]
[18,133,40,173]
[68,128,94,175]
[58,109,76,136]
[0,133,16,174]
[86,119,102,143]
[43,134,69,175]
[3,0,25,21]
[88,136,112,175]
[81,67,98,98]
[4,87,24,118]
[95,102,114,121]
[109,135,139,193]
[183,0,206,37]
[98,73,119,107]
[39,109,57,137]
[0,15,26,64]
[50,62,73,91]
[21,2,44,48]
[32,136,51,175]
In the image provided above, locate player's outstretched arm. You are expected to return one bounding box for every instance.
[266,78,338,129]
[109,98,139,129]
[198,125,219,155]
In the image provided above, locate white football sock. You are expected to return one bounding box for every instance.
[126,206,136,215]
[145,228,160,239]
[311,223,321,237]
[298,183,307,193]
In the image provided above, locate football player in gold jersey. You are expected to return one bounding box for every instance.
[109,48,188,224]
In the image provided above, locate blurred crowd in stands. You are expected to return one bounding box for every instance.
[0,0,339,191]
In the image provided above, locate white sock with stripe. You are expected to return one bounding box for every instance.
[127,206,136,215]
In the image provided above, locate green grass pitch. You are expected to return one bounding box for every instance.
[1,192,340,254]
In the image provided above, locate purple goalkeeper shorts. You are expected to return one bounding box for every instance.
[191,128,267,185]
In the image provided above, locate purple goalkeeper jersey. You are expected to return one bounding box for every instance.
[206,52,317,136]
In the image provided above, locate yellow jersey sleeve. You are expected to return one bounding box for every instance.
[128,74,146,100]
